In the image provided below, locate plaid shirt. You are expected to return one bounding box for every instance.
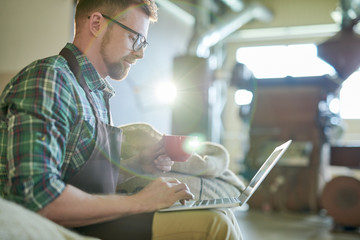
[0,43,115,211]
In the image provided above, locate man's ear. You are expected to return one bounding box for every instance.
[88,12,106,37]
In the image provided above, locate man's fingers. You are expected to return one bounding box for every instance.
[154,156,173,165]
[159,177,181,185]
[170,181,188,191]
[154,156,174,172]
[161,178,193,196]
[171,182,194,200]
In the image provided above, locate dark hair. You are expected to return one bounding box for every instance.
[75,0,158,23]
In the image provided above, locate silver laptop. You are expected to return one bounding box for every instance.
[159,140,292,212]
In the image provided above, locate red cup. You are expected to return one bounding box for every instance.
[163,135,196,162]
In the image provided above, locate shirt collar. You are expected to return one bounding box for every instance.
[64,43,115,97]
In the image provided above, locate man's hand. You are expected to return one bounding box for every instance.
[131,177,194,211]
[139,138,174,174]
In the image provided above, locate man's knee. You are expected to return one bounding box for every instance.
[206,210,241,240]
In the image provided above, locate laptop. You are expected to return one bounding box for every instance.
[159,140,292,212]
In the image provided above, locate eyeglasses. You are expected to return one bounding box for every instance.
[101,14,149,51]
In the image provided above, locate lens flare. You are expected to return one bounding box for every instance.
[155,81,177,105]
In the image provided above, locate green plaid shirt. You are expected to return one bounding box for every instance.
[0,43,115,211]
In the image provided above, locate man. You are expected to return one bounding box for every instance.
[0,0,241,239]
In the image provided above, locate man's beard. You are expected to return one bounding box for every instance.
[105,60,129,80]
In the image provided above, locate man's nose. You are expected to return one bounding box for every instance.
[134,47,145,59]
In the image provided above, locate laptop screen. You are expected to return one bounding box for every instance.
[239,140,292,204]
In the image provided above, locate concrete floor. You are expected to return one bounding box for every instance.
[234,208,359,240]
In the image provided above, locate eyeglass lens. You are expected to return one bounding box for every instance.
[134,36,148,51]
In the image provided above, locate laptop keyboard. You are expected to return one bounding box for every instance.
[193,197,239,207]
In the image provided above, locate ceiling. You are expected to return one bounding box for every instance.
[158,0,343,47]
[164,0,339,28]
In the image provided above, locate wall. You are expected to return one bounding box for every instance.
[0,0,193,134]
[0,0,74,91]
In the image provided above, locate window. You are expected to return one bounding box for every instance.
[339,72,360,119]
[236,44,359,119]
